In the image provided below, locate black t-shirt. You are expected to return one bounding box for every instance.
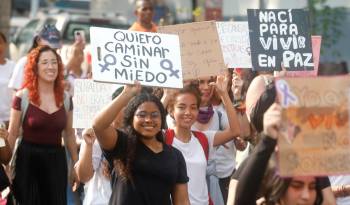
[233,136,330,205]
[103,130,189,205]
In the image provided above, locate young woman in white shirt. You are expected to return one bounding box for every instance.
[166,74,240,205]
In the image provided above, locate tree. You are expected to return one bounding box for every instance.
[308,0,346,57]
[0,0,11,44]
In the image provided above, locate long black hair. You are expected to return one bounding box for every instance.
[0,31,7,43]
[115,92,166,181]
[259,155,323,205]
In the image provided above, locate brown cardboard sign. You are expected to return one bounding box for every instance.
[276,76,350,176]
[158,21,226,80]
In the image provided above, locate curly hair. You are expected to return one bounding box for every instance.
[22,45,65,107]
[116,92,166,181]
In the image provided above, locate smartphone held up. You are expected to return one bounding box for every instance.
[74,30,86,44]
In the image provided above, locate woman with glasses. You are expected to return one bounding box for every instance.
[8,24,62,91]
[8,45,78,205]
[92,82,190,205]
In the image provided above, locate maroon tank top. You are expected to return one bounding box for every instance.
[12,96,73,145]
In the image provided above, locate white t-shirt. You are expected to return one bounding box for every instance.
[172,130,216,205]
[0,59,15,121]
[213,104,237,178]
[193,106,237,178]
[329,175,350,205]
[8,56,27,90]
[66,70,87,96]
[79,140,112,205]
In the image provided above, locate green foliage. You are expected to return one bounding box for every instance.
[307,0,346,57]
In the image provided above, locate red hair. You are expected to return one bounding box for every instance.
[22,45,65,107]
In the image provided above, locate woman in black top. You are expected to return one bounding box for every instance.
[93,82,190,205]
[234,103,324,205]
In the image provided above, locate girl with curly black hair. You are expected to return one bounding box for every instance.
[92,82,190,205]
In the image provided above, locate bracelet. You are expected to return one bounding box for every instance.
[233,100,246,115]
[233,97,243,104]
[341,185,349,197]
[336,185,349,197]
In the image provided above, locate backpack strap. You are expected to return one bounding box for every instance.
[165,129,212,205]
[217,110,223,131]
[63,91,70,112]
[20,88,30,125]
[20,89,70,125]
[192,131,212,205]
[165,129,209,161]
[192,131,209,161]
[164,129,175,145]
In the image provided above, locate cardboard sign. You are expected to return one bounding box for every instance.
[158,21,226,80]
[285,36,322,77]
[248,9,314,71]
[73,79,122,128]
[90,27,183,88]
[216,21,251,68]
[275,76,350,176]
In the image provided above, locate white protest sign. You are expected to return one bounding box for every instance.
[73,79,122,128]
[90,27,183,88]
[216,21,252,68]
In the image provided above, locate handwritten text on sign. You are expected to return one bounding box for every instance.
[158,21,225,80]
[285,36,322,77]
[275,76,350,176]
[248,9,314,71]
[73,79,122,128]
[90,27,183,88]
[216,21,251,68]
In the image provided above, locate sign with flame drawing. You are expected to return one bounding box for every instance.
[276,76,350,176]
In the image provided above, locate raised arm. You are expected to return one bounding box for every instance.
[234,103,281,205]
[161,88,177,111]
[211,74,241,146]
[92,82,141,150]
[74,128,95,183]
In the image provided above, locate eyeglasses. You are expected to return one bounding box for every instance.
[135,111,160,120]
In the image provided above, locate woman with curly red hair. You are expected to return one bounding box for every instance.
[7,45,78,205]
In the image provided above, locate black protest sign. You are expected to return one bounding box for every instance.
[247,9,314,71]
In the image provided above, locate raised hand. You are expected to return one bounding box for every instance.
[263,103,282,140]
[273,62,287,78]
[82,128,96,146]
[211,73,229,97]
[231,72,244,99]
[123,81,142,97]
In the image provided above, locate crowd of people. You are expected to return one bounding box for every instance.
[1,0,350,205]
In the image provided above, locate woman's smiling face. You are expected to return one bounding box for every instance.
[133,101,162,138]
[171,93,199,130]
